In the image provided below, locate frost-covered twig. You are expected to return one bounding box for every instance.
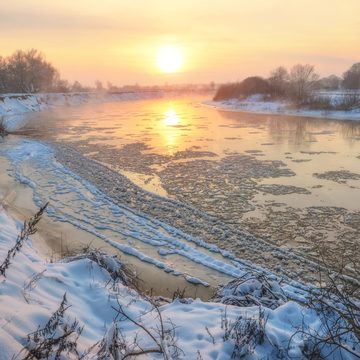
[213,271,287,309]
[89,296,183,359]
[18,293,83,360]
[222,306,268,359]
[289,242,360,359]
[22,270,47,304]
[63,250,136,288]
[0,203,48,277]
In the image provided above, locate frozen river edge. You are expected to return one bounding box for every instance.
[1,94,359,358]
[1,144,359,359]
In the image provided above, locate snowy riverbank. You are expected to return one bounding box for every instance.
[205,94,360,121]
[0,92,162,131]
[1,204,359,359]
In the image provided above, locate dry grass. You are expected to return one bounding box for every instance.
[0,118,8,137]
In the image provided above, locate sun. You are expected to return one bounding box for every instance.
[156,46,183,73]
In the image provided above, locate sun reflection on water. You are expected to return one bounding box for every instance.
[161,108,181,153]
[164,109,180,126]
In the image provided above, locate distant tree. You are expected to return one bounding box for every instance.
[95,80,104,92]
[106,81,117,92]
[213,83,241,100]
[53,75,71,93]
[268,66,289,97]
[314,74,341,90]
[343,62,360,89]
[270,67,289,93]
[71,80,86,92]
[0,56,8,93]
[289,64,319,102]
[6,49,57,93]
[240,76,272,96]
[213,77,272,101]
[5,50,28,92]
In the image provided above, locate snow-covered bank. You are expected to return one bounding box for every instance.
[0,91,162,131]
[1,206,358,359]
[205,95,360,121]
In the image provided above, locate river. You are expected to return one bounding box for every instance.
[2,94,360,297]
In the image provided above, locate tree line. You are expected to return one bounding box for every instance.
[0,49,58,93]
[214,62,360,103]
[0,49,95,94]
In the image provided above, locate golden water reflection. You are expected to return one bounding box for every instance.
[164,109,180,126]
[158,106,183,154]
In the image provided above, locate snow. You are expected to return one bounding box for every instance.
[0,177,359,358]
[0,92,163,131]
[205,93,360,121]
[0,207,358,358]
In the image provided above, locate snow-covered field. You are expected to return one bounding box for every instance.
[1,205,359,359]
[205,93,360,121]
[0,92,162,131]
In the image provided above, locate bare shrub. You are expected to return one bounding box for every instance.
[87,322,126,360]
[93,296,184,359]
[0,117,7,137]
[302,93,360,111]
[303,96,333,110]
[0,203,48,277]
[268,66,290,97]
[19,293,83,360]
[222,306,268,359]
[213,271,287,309]
[171,287,188,302]
[335,93,360,111]
[343,63,360,90]
[213,77,272,101]
[289,242,360,359]
[289,64,319,103]
[63,250,136,288]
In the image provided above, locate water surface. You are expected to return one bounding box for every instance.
[21,95,360,272]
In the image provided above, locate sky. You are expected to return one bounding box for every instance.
[1,0,359,86]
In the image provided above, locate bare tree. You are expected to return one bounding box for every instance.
[268,66,289,97]
[53,75,71,93]
[0,49,64,93]
[5,49,57,93]
[315,74,342,90]
[95,80,104,92]
[343,62,360,90]
[0,56,8,93]
[289,64,319,103]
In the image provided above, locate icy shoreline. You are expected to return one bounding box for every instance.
[0,91,163,131]
[0,137,316,296]
[0,136,359,357]
[204,97,360,121]
[1,205,359,359]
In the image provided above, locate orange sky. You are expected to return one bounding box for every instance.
[1,0,359,85]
